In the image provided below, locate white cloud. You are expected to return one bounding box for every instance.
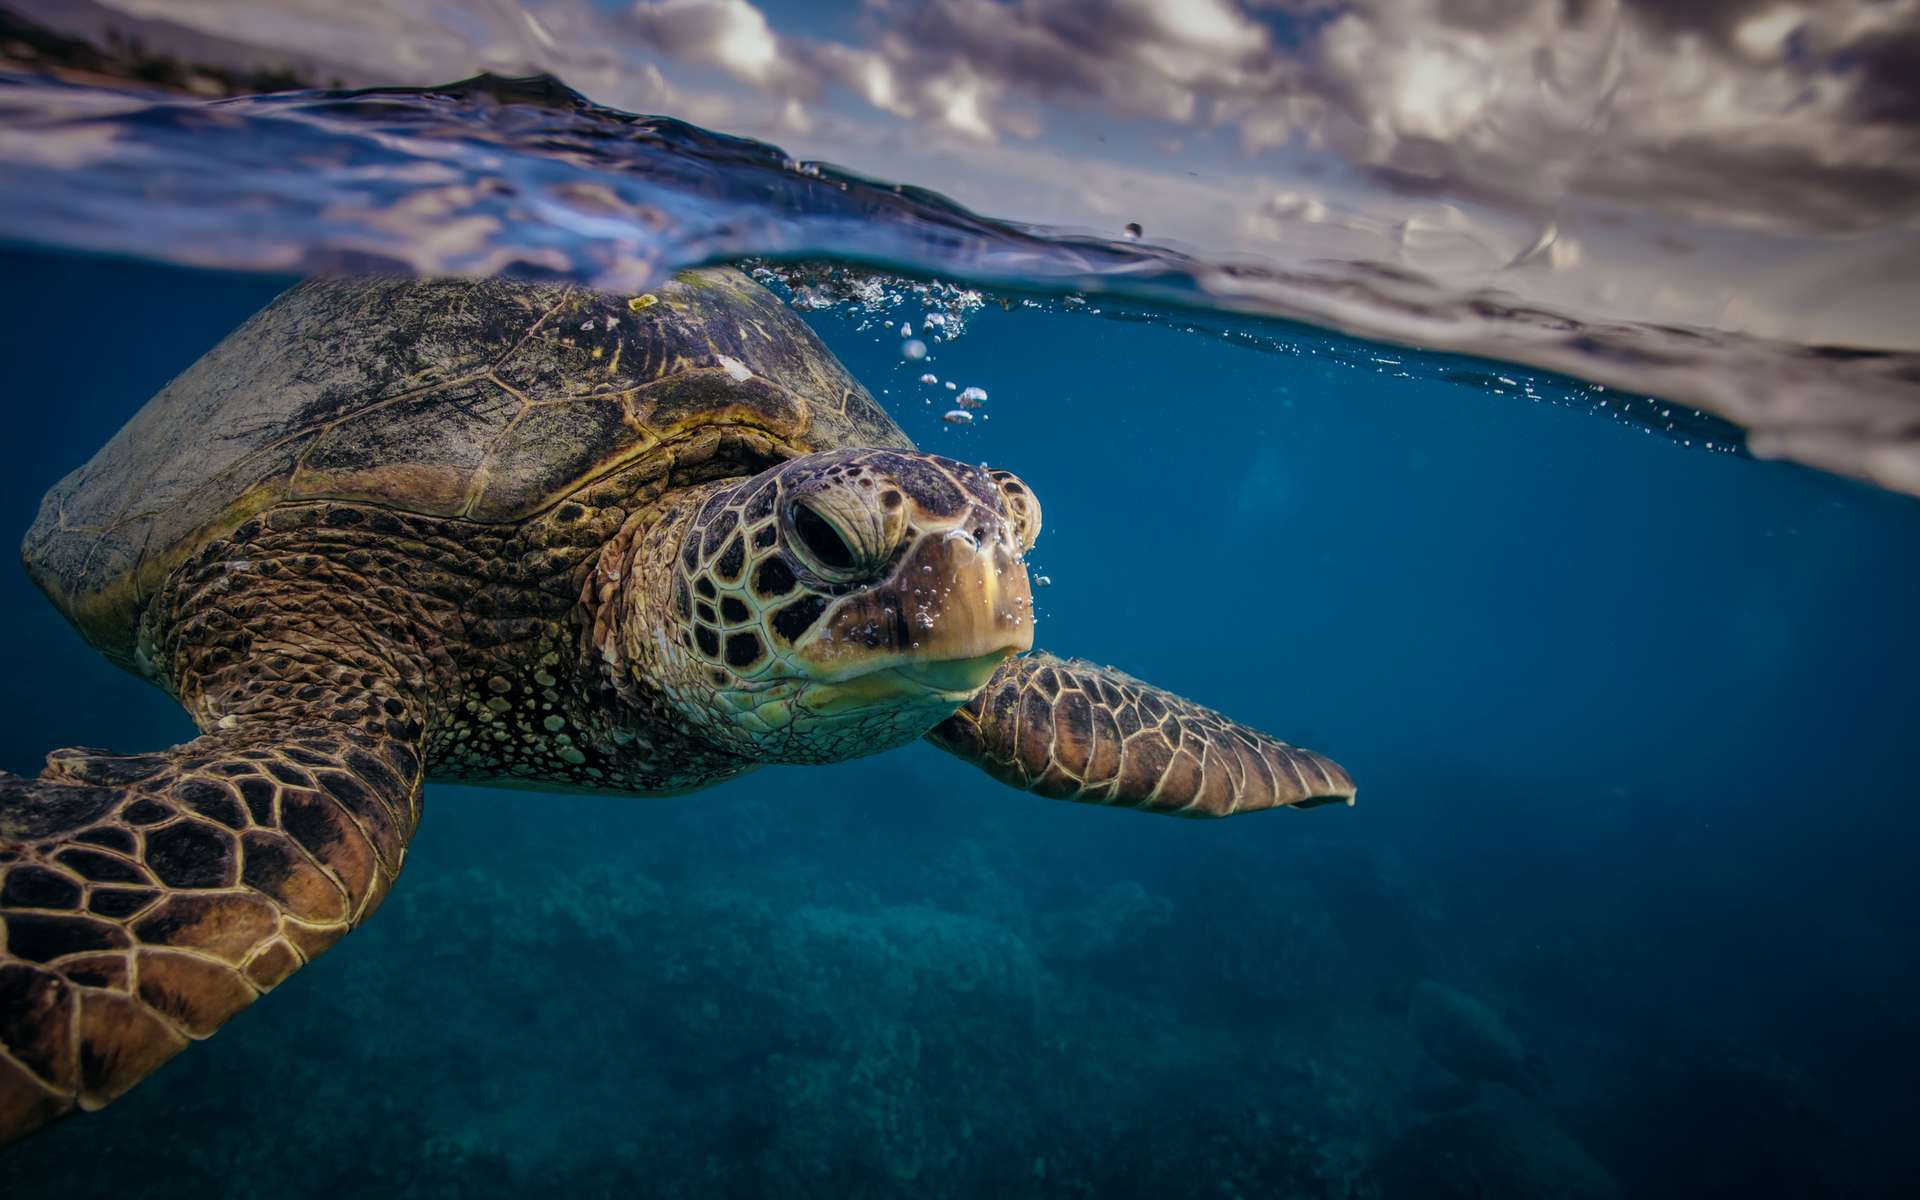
[627,0,786,86]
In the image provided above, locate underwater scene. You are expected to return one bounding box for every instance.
[3,3,1920,1198]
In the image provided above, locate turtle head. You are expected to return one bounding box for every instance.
[646,449,1039,763]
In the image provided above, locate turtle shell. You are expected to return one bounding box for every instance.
[23,267,910,667]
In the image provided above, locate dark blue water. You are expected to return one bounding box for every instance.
[3,245,1918,1198]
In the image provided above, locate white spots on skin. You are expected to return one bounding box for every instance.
[716,354,754,382]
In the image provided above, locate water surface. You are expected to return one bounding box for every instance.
[1,68,1916,497]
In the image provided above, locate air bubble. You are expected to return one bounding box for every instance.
[903,339,928,360]
[942,409,973,425]
[920,373,938,385]
[1034,575,1053,587]
[958,386,988,408]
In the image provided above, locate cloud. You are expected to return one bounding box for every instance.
[626,0,789,87]
[621,0,1298,139]
[868,0,1280,122]
[1228,0,1920,234]
[612,0,1919,236]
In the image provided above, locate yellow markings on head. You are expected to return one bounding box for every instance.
[627,294,658,313]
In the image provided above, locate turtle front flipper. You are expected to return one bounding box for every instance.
[925,652,1354,817]
[0,718,423,1146]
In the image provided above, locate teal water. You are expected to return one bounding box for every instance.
[2,246,1917,1197]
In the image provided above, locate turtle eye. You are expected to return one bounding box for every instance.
[785,494,896,583]
[792,501,855,573]
[787,499,864,582]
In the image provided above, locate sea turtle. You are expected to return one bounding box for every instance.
[0,267,1353,1144]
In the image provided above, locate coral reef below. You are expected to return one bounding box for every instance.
[2,756,1885,1198]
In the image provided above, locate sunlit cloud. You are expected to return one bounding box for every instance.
[627,0,788,87]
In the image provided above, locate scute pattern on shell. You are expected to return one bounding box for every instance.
[21,268,909,669]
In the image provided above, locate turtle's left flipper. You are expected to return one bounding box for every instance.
[926,651,1354,817]
[0,717,423,1147]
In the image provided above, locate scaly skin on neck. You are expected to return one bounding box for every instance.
[135,487,759,798]
[579,479,762,792]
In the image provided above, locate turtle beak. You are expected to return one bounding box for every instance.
[797,650,1011,716]
[896,650,1012,692]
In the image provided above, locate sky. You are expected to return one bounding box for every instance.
[29,0,1920,349]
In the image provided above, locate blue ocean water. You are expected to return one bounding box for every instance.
[2,243,1917,1198]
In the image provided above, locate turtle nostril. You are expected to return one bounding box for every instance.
[791,500,858,573]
